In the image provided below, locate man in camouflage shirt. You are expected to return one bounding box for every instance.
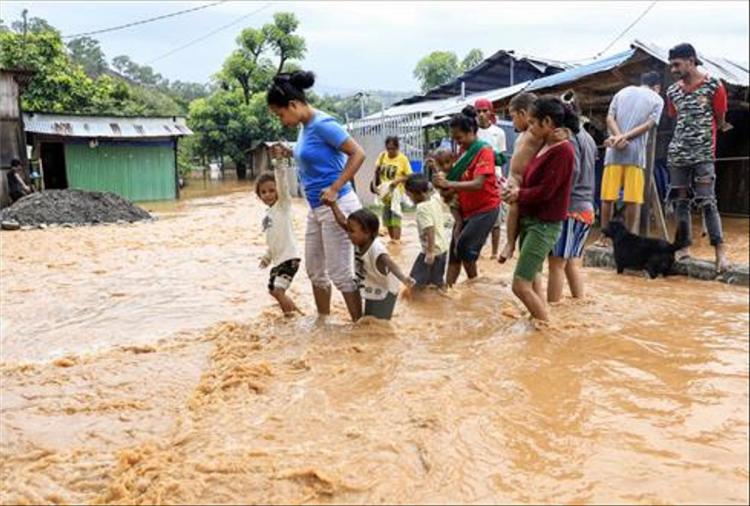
[666,43,729,273]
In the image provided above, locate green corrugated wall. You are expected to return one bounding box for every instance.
[65,143,176,201]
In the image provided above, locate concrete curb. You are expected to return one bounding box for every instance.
[583,246,749,287]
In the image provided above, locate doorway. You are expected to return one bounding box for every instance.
[41,142,68,189]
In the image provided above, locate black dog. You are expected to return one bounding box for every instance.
[601,220,690,279]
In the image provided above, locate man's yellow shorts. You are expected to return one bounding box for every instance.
[601,164,645,204]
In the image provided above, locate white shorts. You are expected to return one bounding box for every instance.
[305,191,362,293]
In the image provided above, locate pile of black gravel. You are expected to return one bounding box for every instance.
[0,189,152,228]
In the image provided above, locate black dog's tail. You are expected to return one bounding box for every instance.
[670,220,691,252]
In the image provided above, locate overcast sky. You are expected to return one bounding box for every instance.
[3,1,748,94]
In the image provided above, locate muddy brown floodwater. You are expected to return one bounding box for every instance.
[1,180,748,505]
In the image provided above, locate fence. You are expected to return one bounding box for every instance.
[348,112,424,206]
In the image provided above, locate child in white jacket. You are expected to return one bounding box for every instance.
[257,143,301,316]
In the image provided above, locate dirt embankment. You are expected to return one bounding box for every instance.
[1,190,152,229]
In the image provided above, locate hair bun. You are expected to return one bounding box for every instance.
[461,105,477,118]
[289,70,315,90]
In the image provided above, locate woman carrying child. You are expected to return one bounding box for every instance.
[433,106,501,286]
[371,136,412,242]
[502,96,577,321]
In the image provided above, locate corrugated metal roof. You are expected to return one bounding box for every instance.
[360,96,459,120]
[22,113,193,138]
[395,50,570,105]
[430,81,532,119]
[631,39,749,87]
[525,49,636,92]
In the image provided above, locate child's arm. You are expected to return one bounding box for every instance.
[377,253,415,288]
[326,200,349,232]
[274,160,292,206]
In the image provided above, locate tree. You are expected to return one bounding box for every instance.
[461,48,484,71]
[11,16,57,35]
[112,54,165,86]
[67,36,108,76]
[413,51,461,92]
[0,29,109,113]
[192,12,306,178]
[263,12,306,74]
[0,24,185,116]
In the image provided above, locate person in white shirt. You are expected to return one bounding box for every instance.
[257,143,302,316]
[325,202,414,320]
[475,98,507,258]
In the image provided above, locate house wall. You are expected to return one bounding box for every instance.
[1,71,29,208]
[65,140,177,201]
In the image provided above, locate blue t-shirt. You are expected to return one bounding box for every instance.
[294,110,353,209]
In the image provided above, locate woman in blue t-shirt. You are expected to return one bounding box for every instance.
[267,70,366,321]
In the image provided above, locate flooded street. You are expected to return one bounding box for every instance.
[1,182,748,504]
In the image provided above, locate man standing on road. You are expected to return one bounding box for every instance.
[598,71,664,240]
[7,159,33,204]
[475,98,507,259]
[666,43,729,273]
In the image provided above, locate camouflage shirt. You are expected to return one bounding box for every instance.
[667,75,726,167]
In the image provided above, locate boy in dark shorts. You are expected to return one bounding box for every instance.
[404,174,449,288]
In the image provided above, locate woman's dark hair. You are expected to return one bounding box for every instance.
[10,158,21,167]
[450,105,478,134]
[509,92,537,113]
[530,95,580,134]
[405,174,429,194]
[255,172,276,196]
[347,209,380,237]
[385,136,399,148]
[266,70,316,107]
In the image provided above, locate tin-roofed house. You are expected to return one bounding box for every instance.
[23,112,193,202]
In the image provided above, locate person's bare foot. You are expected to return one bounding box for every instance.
[675,247,691,262]
[498,244,514,264]
[715,245,729,274]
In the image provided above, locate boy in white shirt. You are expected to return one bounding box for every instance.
[257,143,301,316]
[475,98,508,258]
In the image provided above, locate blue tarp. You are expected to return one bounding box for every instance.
[526,49,636,92]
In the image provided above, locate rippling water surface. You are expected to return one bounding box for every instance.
[1,181,748,504]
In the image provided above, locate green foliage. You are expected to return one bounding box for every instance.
[189,12,306,177]
[11,16,57,35]
[413,51,461,93]
[262,12,306,74]
[0,30,109,113]
[0,17,201,116]
[67,36,108,76]
[413,49,485,92]
[112,54,166,87]
[461,48,484,71]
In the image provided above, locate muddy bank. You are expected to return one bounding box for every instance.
[1,188,748,504]
[0,190,151,228]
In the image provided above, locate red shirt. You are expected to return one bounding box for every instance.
[456,145,501,219]
[517,141,574,222]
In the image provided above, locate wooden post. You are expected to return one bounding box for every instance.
[651,175,669,240]
[639,127,658,237]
